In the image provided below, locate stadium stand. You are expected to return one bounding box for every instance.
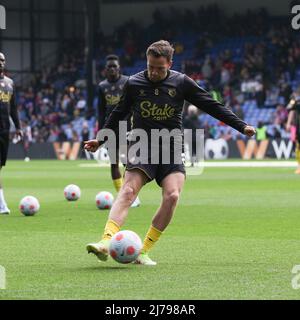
[14,5,299,142]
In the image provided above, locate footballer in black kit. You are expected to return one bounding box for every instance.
[85,41,256,265]
[0,52,22,215]
[98,66,128,131]
[97,55,140,207]
[101,68,248,185]
[286,87,300,174]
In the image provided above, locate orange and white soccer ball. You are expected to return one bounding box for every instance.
[109,230,142,264]
[95,191,114,210]
[19,196,40,216]
[64,184,81,201]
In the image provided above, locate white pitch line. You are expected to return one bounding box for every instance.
[79,163,109,168]
[79,161,298,168]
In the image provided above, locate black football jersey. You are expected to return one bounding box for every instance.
[98,75,129,129]
[102,70,247,135]
[0,75,20,133]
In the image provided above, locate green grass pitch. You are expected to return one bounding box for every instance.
[0,160,300,300]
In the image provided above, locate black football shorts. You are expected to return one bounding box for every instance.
[125,136,186,186]
[126,162,185,186]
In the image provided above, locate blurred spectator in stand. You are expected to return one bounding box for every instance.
[183,105,201,166]
[256,121,268,141]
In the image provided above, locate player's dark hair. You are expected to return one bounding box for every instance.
[146,40,174,62]
[106,54,119,62]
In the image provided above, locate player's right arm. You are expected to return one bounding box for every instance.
[286,110,295,131]
[97,86,106,130]
[286,96,297,131]
[84,80,133,152]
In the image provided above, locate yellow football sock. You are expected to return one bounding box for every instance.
[296,143,300,165]
[113,178,123,192]
[102,219,120,241]
[142,225,163,254]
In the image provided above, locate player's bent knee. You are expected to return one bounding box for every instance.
[121,185,136,204]
[164,191,180,206]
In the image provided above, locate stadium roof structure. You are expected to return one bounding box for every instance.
[102,0,184,2]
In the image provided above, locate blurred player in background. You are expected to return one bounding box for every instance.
[0,52,23,214]
[183,104,201,166]
[85,41,256,265]
[21,120,32,162]
[286,87,300,174]
[97,55,140,207]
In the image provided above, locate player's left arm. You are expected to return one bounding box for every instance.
[10,82,23,139]
[183,75,256,137]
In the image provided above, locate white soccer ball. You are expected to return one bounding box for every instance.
[95,191,114,210]
[93,147,110,164]
[64,184,81,201]
[19,196,40,216]
[205,138,229,160]
[109,230,142,264]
